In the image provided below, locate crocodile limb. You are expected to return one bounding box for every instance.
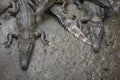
[0,2,12,16]
[49,4,91,45]
[79,1,105,52]
[1,0,19,21]
[7,0,20,16]
[0,1,12,23]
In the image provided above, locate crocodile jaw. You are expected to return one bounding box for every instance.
[90,24,104,52]
[18,40,34,70]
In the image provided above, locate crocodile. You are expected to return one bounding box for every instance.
[0,0,13,24]
[3,0,49,70]
[49,4,91,45]
[35,0,91,44]
[0,0,13,14]
[79,1,105,52]
[77,0,120,52]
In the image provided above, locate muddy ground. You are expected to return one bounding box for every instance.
[0,1,120,80]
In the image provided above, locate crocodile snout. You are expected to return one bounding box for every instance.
[18,40,34,71]
[20,59,29,70]
[90,23,104,52]
[92,43,100,52]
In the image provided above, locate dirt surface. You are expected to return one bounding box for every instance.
[0,2,120,80]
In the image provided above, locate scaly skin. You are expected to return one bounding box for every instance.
[73,0,111,7]
[36,0,91,44]
[36,0,70,16]
[49,4,91,45]
[78,0,120,52]
[73,0,112,9]
[73,0,116,17]
[0,0,12,15]
[0,0,13,23]
[3,0,49,71]
[79,1,105,52]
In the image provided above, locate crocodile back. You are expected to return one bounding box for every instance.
[16,0,37,31]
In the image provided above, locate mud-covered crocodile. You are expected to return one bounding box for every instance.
[3,0,49,70]
[35,0,91,44]
[78,1,105,52]
[49,4,91,44]
[76,0,120,52]
[0,0,13,24]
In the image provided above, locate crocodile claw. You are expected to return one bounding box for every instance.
[2,13,11,21]
[43,40,50,46]
[1,41,10,48]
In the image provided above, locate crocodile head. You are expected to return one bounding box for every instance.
[18,30,35,70]
[89,15,104,52]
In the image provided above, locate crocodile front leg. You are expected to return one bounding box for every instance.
[2,0,19,20]
[34,30,49,45]
[3,32,18,48]
[62,0,70,13]
[7,0,19,16]
[79,15,104,52]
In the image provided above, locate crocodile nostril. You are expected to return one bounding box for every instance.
[93,44,100,52]
[20,60,29,71]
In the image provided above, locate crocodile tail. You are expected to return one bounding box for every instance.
[49,5,66,26]
[49,5,91,45]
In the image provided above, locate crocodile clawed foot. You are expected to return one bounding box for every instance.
[2,13,11,21]
[34,30,49,46]
[2,41,10,48]
[42,39,50,46]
